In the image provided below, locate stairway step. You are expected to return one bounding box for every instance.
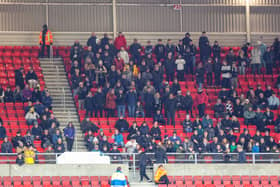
[40,58,85,152]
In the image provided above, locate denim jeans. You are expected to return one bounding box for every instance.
[128,105,136,117]
[136,111,145,118]
[185,127,193,133]
[192,56,196,74]
[26,119,36,126]
[117,105,126,117]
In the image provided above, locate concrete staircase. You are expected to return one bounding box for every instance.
[39,58,86,152]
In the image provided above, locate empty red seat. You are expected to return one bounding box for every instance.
[241,176,250,184]
[203,176,212,184]
[61,176,70,186]
[194,176,203,185]
[213,176,222,185]
[80,176,89,186]
[52,176,61,185]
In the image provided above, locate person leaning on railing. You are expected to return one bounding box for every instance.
[16,153,24,166]
[24,145,35,164]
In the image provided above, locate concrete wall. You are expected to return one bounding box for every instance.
[154,164,280,176]
[0,164,129,177]
[0,31,278,47]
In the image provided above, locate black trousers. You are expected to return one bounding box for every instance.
[107,109,115,117]
[86,109,93,117]
[186,107,193,117]
[140,165,150,181]
[167,110,175,126]
[40,43,50,58]
[95,106,103,117]
[66,137,74,151]
[177,70,185,81]
[197,104,205,118]
[166,72,174,82]
[207,73,213,85]
[222,78,231,88]
[215,73,221,85]
[156,175,170,185]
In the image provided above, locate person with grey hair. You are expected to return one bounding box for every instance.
[251,44,261,74]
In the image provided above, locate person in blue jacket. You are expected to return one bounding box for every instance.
[63,122,75,151]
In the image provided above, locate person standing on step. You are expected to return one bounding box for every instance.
[39,24,53,58]
[63,122,75,152]
[139,150,153,183]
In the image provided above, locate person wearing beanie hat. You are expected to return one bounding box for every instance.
[182,32,191,47]
[111,166,128,187]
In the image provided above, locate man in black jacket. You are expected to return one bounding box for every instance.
[164,52,175,82]
[126,88,137,118]
[94,87,105,117]
[84,92,94,117]
[115,116,129,133]
[26,68,38,88]
[15,68,25,90]
[87,32,98,53]
[1,137,13,153]
[199,31,209,62]
[182,32,191,48]
[129,39,142,64]
[154,39,166,62]
[185,91,193,117]
[76,82,88,110]
[155,144,168,163]
[143,88,155,117]
[152,65,163,92]
[166,94,176,126]
[139,151,152,182]
[214,99,225,118]
[212,41,221,59]
[150,122,162,140]
[116,89,126,118]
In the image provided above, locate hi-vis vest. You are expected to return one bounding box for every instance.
[39,30,53,45]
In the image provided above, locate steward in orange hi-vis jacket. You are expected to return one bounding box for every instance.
[39,24,53,58]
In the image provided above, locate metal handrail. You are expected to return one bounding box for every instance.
[1,152,280,177]
[62,87,65,112]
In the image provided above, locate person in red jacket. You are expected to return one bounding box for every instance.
[195,88,208,117]
[114,32,127,51]
[114,52,125,71]
[105,88,117,117]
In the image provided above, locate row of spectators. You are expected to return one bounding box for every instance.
[0,58,75,162]
[80,117,280,163]
[0,67,52,105]
[68,32,280,158]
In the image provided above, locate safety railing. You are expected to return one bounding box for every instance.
[1,152,280,177]
[1,152,280,164]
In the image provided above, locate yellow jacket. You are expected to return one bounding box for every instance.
[154,168,167,183]
[24,149,35,164]
[133,65,139,77]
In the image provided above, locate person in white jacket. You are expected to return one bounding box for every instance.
[119,46,130,64]
[251,45,261,74]
[25,107,40,126]
[175,54,186,81]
